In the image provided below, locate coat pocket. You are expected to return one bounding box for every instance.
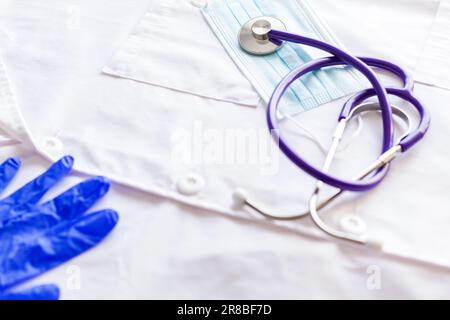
[102,0,261,107]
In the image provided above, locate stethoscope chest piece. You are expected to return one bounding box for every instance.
[239,17,286,55]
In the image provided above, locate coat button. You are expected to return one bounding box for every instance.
[176,173,205,196]
[191,0,207,8]
[339,214,367,235]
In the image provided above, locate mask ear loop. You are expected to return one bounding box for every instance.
[283,109,401,156]
[279,111,364,156]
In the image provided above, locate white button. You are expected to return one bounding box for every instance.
[339,215,367,235]
[191,0,207,8]
[176,173,205,196]
[42,136,64,156]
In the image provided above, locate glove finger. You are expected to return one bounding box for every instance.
[0,209,118,291]
[0,158,21,194]
[0,177,111,240]
[0,284,59,300]
[1,156,74,207]
[40,176,111,220]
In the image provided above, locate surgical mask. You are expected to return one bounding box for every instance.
[202,0,366,118]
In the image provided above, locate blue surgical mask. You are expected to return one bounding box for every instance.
[202,0,366,118]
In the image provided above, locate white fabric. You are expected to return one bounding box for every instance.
[415,0,450,90]
[103,0,261,107]
[0,0,450,299]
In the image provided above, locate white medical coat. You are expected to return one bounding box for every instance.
[1,0,450,299]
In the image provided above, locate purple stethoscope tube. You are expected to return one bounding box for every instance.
[267,29,430,192]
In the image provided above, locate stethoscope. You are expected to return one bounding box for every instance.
[233,17,431,249]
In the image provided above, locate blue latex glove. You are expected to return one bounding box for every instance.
[0,156,119,300]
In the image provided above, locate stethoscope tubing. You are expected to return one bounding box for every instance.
[267,29,429,191]
[343,87,430,151]
[269,29,394,154]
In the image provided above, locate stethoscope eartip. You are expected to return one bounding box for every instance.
[366,238,384,252]
[232,188,249,207]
